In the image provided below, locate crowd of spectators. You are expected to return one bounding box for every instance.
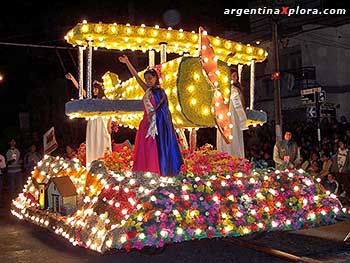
[245,115,350,203]
[1,115,350,204]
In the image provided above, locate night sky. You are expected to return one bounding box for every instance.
[4,0,348,152]
[0,0,251,151]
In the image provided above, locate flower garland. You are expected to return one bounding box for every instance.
[11,148,343,254]
[108,168,340,252]
[181,144,252,176]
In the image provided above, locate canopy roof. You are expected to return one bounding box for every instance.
[65,22,267,65]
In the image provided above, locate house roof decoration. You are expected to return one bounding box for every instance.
[50,176,77,197]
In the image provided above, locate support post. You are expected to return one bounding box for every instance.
[78,46,84,99]
[315,91,321,148]
[250,60,255,110]
[238,64,243,84]
[160,42,167,64]
[86,40,93,99]
[149,49,155,67]
[189,128,197,152]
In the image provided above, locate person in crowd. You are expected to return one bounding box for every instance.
[306,160,320,178]
[119,54,183,176]
[262,152,274,167]
[318,152,333,179]
[6,139,22,197]
[339,116,350,134]
[322,173,340,195]
[331,140,350,198]
[273,131,298,169]
[23,144,41,175]
[295,153,304,169]
[331,140,350,174]
[0,153,5,175]
[64,145,76,160]
[344,130,350,146]
[0,153,6,205]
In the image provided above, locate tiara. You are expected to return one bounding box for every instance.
[146,65,162,77]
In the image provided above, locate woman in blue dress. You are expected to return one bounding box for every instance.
[119,55,183,176]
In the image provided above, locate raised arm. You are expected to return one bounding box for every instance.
[118,55,148,91]
[107,118,112,134]
[224,52,236,63]
[65,73,86,98]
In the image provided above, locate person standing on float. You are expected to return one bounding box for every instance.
[216,52,248,158]
[65,73,112,166]
[119,55,183,176]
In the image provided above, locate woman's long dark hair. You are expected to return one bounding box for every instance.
[92,83,105,99]
[144,68,160,86]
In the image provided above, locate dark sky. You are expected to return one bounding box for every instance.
[0,0,250,150]
[0,0,348,150]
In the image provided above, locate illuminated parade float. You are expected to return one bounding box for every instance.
[11,22,342,253]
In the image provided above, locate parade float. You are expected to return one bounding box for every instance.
[11,21,342,253]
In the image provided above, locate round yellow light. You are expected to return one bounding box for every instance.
[81,25,89,33]
[187,85,195,92]
[236,44,242,51]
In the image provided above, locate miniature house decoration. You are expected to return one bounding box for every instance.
[47,176,77,215]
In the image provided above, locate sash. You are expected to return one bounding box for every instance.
[231,86,248,131]
[144,88,158,139]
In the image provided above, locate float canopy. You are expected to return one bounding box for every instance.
[65,22,267,65]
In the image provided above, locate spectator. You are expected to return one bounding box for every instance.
[306,160,320,178]
[23,144,41,175]
[6,139,22,197]
[339,116,350,134]
[331,141,350,173]
[0,153,6,204]
[64,145,76,160]
[318,152,333,179]
[344,130,350,146]
[295,153,304,169]
[273,131,298,169]
[322,173,340,195]
[331,140,350,198]
[262,152,274,167]
[0,153,5,174]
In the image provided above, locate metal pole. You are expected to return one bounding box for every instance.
[149,49,155,67]
[238,64,243,84]
[315,91,321,148]
[78,46,84,99]
[250,60,255,110]
[189,128,197,152]
[272,19,282,142]
[86,40,93,99]
[160,42,167,64]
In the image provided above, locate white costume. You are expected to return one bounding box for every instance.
[217,85,247,158]
[86,117,111,166]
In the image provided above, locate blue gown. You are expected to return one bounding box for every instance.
[151,86,184,176]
